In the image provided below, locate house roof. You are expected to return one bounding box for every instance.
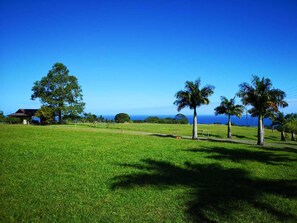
[9,109,39,117]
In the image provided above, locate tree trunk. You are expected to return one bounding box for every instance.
[58,110,62,124]
[227,115,232,138]
[192,108,197,140]
[257,115,264,146]
[291,131,295,141]
[281,130,286,141]
[58,102,63,124]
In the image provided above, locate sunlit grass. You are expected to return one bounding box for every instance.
[1,124,296,222]
[76,122,285,143]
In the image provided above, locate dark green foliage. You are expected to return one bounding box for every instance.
[144,114,188,124]
[0,111,22,124]
[35,106,56,125]
[98,115,105,123]
[83,113,98,123]
[144,116,160,123]
[286,120,297,133]
[284,114,297,132]
[175,113,188,124]
[214,96,244,118]
[237,75,288,145]
[284,113,297,141]
[5,116,21,124]
[237,76,288,117]
[0,111,5,122]
[286,121,297,141]
[271,112,287,140]
[31,63,85,123]
[115,113,131,123]
[64,113,105,123]
[63,114,83,123]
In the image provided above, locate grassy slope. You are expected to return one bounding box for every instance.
[0,124,296,222]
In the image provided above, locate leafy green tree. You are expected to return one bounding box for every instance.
[31,63,85,124]
[237,75,288,145]
[145,116,160,123]
[35,106,56,125]
[115,113,131,123]
[214,96,244,138]
[174,78,215,139]
[175,113,188,124]
[98,115,105,123]
[83,113,98,123]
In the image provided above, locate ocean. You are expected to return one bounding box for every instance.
[103,115,272,127]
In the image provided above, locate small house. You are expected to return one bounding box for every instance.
[9,109,39,124]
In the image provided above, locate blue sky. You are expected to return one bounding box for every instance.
[1,0,296,116]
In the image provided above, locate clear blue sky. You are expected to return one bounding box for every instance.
[1,0,296,116]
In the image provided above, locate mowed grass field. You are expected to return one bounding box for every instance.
[1,124,297,222]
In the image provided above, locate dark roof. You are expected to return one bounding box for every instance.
[9,109,39,117]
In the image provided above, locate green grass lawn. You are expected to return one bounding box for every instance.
[1,124,297,222]
[77,122,291,143]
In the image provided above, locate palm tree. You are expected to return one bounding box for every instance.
[174,78,215,139]
[284,113,297,141]
[214,96,244,138]
[237,75,288,145]
[271,112,287,141]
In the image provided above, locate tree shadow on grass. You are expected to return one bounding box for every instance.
[151,134,177,139]
[261,146,297,154]
[232,134,256,141]
[231,134,246,139]
[186,147,297,165]
[271,141,297,148]
[266,135,280,140]
[112,159,297,222]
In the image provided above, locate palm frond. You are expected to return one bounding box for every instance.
[174,78,214,111]
[214,96,244,117]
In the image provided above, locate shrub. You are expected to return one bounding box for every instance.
[145,114,189,124]
[5,117,22,124]
[175,113,188,124]
[0,111,5,123]
[35,106,56,125]
[145,116,160,123]
[115,113,131,123]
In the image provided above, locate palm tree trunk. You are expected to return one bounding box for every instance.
[257,115,264,145]
[192,107,197,139]
[227,115,232,138]
[281,130,286,141]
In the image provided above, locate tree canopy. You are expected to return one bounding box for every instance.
[174,113,188,124]
[0,111,4,122]
[115,113,131,123]
[31,63,85,123]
